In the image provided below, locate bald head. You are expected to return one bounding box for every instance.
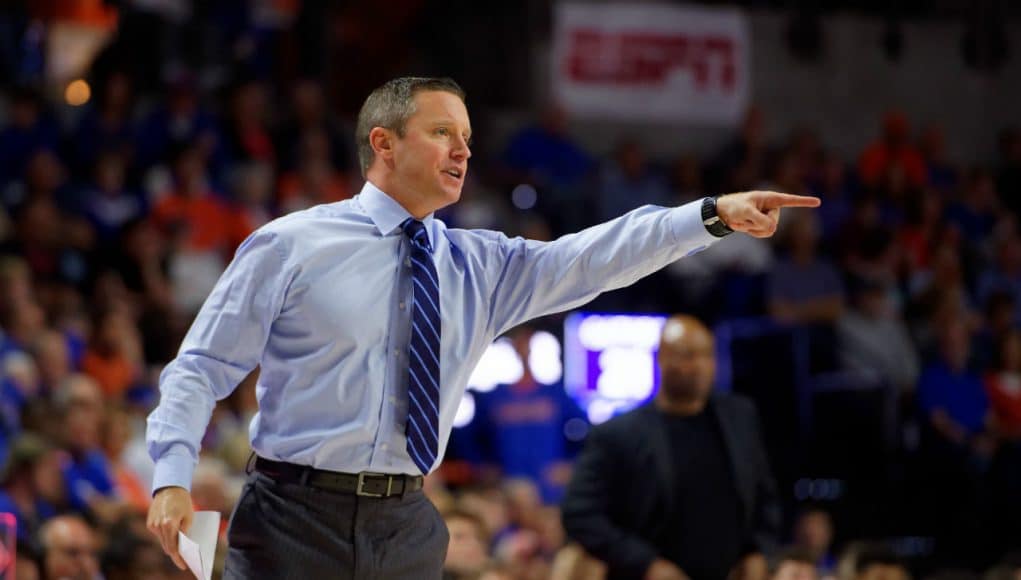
[660,315,712,348]
[40,515,99,580]
[54,373,103,413]
[656,315,716,413]
[40,515,92,547]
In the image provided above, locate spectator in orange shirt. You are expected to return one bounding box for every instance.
[81,308,142,399]
[150,145,240,255]
[276,127,351,214]
[858,111,926,190]
[223,80,276,165]
[150,145,251,313]
[101,405,150,513]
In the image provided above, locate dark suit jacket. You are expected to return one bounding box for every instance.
[561,394,781,580]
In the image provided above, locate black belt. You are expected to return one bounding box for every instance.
[254,457,423,498]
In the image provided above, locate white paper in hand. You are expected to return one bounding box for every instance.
[177,511,221,580]
[178,532,203,579]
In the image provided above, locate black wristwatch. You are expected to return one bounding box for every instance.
[701,196,734,237]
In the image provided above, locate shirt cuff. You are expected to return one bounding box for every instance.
[669,198,723,254]
[151,449,196,495]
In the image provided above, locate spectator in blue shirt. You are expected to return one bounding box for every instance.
[0,87,61,190]
[501,104,593,195]
[0,433,64,549]
[55,374,125,522]
[917,320,991,444]
[70,71,137,179]
[134,73,225,179]
[460,325,588,504]
[595,139,673,224]
[916,319,994,561]
[78,152,145,245]
[500,104,595,233]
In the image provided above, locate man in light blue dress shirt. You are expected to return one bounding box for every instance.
[145,76,820,579]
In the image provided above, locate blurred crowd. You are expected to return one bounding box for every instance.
[0,2,1019,580]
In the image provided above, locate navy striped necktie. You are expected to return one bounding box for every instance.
[401,218,440,475]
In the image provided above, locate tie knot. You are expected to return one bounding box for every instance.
[402,219,431,252]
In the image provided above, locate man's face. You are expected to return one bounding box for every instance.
[794,511,833,551]
[390,90,472,212]
[774,561,818,580]
[45,520,100,580]
[66,382,104,451]
[939,323,971,372]
[858,289,888,319]
[859,564,908,580]
[657,319,715,404]
[33,450,66,504]
[34,334,69,385]
[444,517,488,574]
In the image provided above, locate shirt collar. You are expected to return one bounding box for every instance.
[357,181,435,247]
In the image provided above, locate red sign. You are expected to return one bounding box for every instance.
[553,4,750,124]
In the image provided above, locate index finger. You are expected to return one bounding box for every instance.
[759,192,821,208]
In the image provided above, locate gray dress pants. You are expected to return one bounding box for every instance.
[223,471,449,579]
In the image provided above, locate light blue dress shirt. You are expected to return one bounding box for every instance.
[146,182,720,491]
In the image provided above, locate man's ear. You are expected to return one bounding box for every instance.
[369,127,395,162]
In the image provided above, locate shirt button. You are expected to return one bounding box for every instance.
[388,396,396,404]
[399,301,405,310]
[381,443,389,450]
[404,259,411,267]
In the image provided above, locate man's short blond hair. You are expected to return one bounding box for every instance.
[355,77,465,177]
